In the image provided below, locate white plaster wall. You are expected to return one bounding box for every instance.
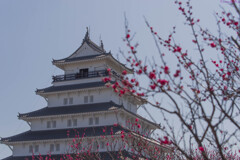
[63,60,107,75]
[46,89,137,111]
[69,42,101,59]
[54,57,127,83]
[47,89,113,107]
[29,109,155,134]
[53,77,112,86]
[12,137,124,157]
[30,119,44,131]
[30,112,126,131]
[13,142,65,156]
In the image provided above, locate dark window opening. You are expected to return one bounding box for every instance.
[79,68,88,78]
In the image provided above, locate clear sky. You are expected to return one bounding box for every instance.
[0,0,226,158]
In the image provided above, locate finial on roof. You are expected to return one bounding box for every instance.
[99,35,104,50]
[84,27,89,40]
[100,40,104,50]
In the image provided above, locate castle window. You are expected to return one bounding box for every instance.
[89,117,93,125]
[47,121,51,128]
[67,119,72,127]
[56,144,60,151]
[84,96,88,103]
[100,141,105,149]
[34,145,39,152]
[95,117,99,125]
[80,68,88,78]
[69,97,73,104]
[90,95,94,102]
[29,145,33,153]
[50,144,54,152]
[64,98,68,105]
[73,119,77,126]
[52,121,56,128]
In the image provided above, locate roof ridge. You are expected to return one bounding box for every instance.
[36,81,112,93]
[18,101,121,118]
[1,125,127,142]
[85,38,105,53]
[53,31,106,63]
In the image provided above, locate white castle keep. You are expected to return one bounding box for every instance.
[1,30,161,160]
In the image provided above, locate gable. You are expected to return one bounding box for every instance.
[69,42,102,59]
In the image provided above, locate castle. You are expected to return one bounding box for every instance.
[1,30,164,159]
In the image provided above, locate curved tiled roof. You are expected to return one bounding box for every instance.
[36,81,110,94]
[52,31,106,64]
[19,101,122,118]
[1,125,128,143]
[51,32,133,73]
[52,53,133,73]
[2,151,135,160]
[52,53,108,63]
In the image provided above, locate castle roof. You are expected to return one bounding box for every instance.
[18,101,122,118]
[53,53,107,63]
[52,29,132,73]
[2,151,136,160]
[36,81,110,95]
[1,125,128,143]
[1,29,163,158]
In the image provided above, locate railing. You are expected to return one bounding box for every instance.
[52,70,109,82]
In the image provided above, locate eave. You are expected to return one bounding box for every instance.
[2,151,134,160]
[19,107,120,121]
[35,81,114,96]
[1,135,120,145]
[53,54,133,74]
[0,125,128,145]
[52,54,108,68]
[2,132,171,152]
[36,86,108,97]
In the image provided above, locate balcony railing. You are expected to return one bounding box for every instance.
[52,70,109,82]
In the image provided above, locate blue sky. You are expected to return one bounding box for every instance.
[0,0,226,158]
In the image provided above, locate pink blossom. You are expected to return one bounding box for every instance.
[210,42,216,48]
[149,72,156,79]
[199,146,204,152]
[137,124,141,128]
[122,70,127,75]
[157,79,168,86]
